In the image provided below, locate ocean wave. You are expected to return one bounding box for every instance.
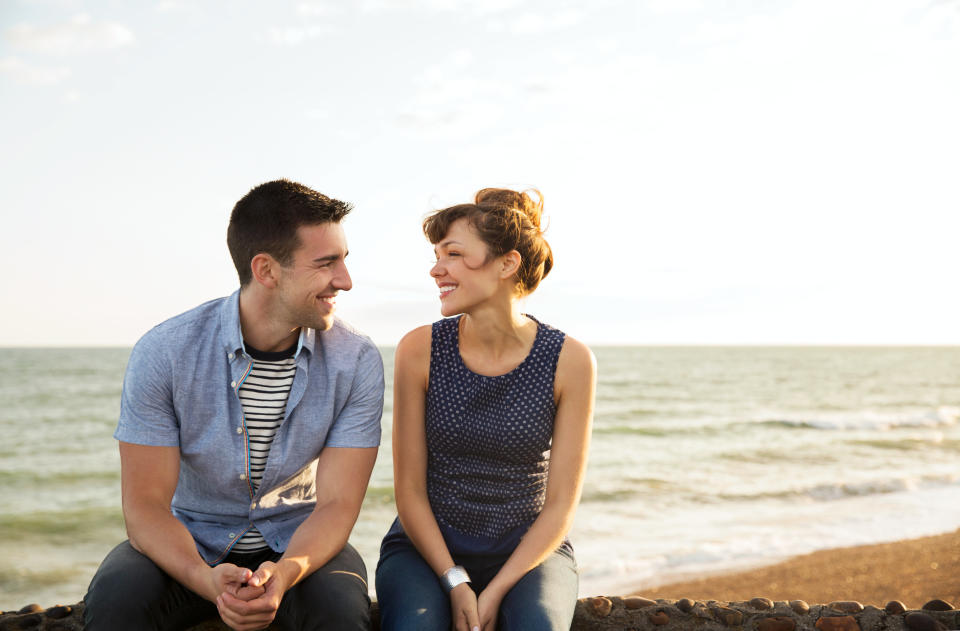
[716,473,960,503]
[757,406,959,431]
[593,424,670,437]
[580,477,683,503]
[0,507,124,542]
[0,469,118,485]
[363,485,395,505]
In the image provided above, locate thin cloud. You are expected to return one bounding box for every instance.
[487,7,585,34]
[5,14,134,55]
[0,56,70,84]
[358,0,522,15]
[296,1,342,17]
[266,24,331,46]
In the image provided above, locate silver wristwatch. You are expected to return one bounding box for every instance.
[440,565,471,592]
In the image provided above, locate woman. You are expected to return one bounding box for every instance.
[376,188,596,631]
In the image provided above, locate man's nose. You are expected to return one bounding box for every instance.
[335,262,353,291]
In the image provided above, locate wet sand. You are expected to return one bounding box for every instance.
[632,529,960,608]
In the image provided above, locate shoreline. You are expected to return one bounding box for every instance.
[629,528,960,609]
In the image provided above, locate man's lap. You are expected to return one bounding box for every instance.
[85,540,370,631]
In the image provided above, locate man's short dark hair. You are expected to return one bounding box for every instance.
[227,179,352,286]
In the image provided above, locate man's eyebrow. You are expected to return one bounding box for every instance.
[313,250,348,263]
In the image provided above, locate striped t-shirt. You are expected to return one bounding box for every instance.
[231,341,297,553]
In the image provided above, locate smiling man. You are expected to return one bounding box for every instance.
[84,180,384,631]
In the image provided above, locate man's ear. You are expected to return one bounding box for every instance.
[250,253,281,289]
[499,250,522,280]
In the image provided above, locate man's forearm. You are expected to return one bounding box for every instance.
[272,499,361,591]
[125,503,216,601]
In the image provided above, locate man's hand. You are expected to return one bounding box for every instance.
[215,560,288,631]
[450,582,480,631]
[197,562,265,606]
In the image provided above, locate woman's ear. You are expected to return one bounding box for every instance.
[499,250,522,280]
[250,253,281,289]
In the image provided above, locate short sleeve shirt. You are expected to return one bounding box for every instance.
[115,290,384,564]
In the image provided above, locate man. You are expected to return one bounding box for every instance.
[84,180,383,630]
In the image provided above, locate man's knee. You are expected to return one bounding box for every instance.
[281,544,372,631]
[84,541,168,629]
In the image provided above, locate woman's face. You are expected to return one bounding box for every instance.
[430,217,500,317]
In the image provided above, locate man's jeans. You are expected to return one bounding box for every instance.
[84,540,370,631]
[375,539,578,631]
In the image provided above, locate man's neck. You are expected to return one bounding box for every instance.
[238,287,302,352]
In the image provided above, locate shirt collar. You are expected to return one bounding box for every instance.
[219,288,316,359]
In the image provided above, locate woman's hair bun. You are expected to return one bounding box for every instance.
[475,188,544,230]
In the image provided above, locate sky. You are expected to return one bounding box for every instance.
[1,0,959,346]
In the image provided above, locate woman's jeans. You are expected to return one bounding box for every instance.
[375,539,578,631]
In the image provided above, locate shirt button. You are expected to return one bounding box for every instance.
[250,502,256,510]
[228,352,234,360]
[239,473,246,480]
[228,532,236,538]
[231,381,237,388]
[236,427,243,434]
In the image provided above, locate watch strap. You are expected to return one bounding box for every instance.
[440,565,471,592]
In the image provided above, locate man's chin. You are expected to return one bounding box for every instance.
[311,314,336,331]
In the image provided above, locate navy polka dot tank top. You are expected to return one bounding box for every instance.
[425,314,565,551]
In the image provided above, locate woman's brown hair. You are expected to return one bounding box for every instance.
[423,188,553,296]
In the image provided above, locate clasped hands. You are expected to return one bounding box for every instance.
[450,581,503,631]
[209,561,288,631]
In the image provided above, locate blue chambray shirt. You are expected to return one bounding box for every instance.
[114,290,384,564]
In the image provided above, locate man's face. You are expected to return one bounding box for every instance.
[275,222,352,332]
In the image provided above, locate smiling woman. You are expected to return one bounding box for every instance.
[376,187,597,631]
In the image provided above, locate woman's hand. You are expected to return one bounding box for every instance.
[449,582,481,631]
[477,587,504,631]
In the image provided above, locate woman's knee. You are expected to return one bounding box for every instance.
[375,547,451,631]
[497,550,578,631]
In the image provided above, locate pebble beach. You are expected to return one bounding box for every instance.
[3,529,959,630]
[635,528,960,608]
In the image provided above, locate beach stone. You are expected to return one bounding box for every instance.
[648,610,670,625]
[15,606,41,616]
[905,612,947,631]
[624,596,656,609]
[886,601,908,614]
[44,605,72,619]
[711,605,744,626]
[829,601,865,614]
[790,600,810,615]
[8,613,43,629]
[751,597,775,610]
[587,596,613,618]
[922,600,954,612]
[757,616,798,631]
[675,598,695,613]
[816,615,860,631]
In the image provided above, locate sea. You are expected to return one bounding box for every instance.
[1,346,959,610]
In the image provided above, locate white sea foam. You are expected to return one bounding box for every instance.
[574,482,960,597]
